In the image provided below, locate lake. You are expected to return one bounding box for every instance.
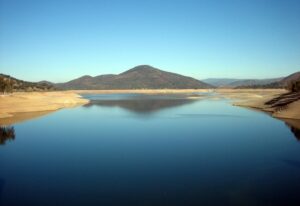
[1,93,300,206]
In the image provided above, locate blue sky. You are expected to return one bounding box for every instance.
[0,0,300,82]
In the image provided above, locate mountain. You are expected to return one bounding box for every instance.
[203,72,300,89]
[236,71,300,89]
[228,78,283,87]
[56,65,213,89]
[201,78,240,87]
[38,80,54,85]
[279,71,300,86]
[202,77,283,87]
[0,74,55,92]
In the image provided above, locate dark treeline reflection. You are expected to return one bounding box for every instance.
[0,178,4,203]
[287,125,300,141]
[0,126,15,145]
[84,98,198,114]
[284,120,300,141]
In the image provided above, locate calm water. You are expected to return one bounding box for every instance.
[1,93,300,206]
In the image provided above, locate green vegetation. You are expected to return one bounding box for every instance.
[0,74,54,93]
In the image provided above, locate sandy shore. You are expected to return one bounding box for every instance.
[217,89,300,120]
[1,89,299,125]
[0,89,209,124]
[217,89,286,110]
[0,91,89,124]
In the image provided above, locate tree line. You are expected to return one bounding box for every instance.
[0,76,13,93]
[0,74,54,93]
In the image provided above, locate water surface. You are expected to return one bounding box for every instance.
[1,93,300,206]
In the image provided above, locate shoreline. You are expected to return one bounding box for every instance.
[71,89,212,94]
[0,89,210,124]
[0,89,299,125]
[216,89,300,122]
[0,91,89,125]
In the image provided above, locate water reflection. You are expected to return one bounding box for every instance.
[0,126,15,145]
[84,98,198,114]
[1,94,300,206]
[282,159,300,169]
[0,178,4,203]
[284,119,300,141]
[287,125,300,141]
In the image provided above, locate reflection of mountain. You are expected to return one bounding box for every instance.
[0,126,15,145]
[84,98,198,114]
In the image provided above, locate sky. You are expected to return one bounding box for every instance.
[0,0,300,82]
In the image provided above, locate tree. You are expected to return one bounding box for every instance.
[286,80,300,92]
[0,79,6,93]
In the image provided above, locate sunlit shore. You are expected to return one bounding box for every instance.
[218,89,300,120]
[0,89,299,125]
[0,91,89,124]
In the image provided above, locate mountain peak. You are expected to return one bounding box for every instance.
[57,65,213,89]
[120,65,159,75]
[74,75,93,81]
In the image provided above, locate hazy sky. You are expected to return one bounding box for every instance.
[0,0,300,82]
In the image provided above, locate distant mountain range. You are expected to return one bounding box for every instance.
[201,78,241,87]
[202,77,283,87]
[235,72,300,89]
[202,71,300,88]
[56,65,213,90]
[1,66,299,91]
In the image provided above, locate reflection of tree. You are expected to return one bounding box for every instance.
[289,126,300,141]
[0,178,4,203]
[284,121,300,141]
[0,126,15,145]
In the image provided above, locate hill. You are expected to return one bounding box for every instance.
[236,71,300,89]
[56,65,213,90]
[280,71,300,87]
[202,78,240,87]
[0,74,55,93]
[228,78,283,87]
[202,78,282,87]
